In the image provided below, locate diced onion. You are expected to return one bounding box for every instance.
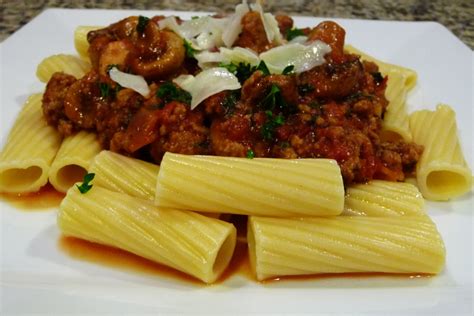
[259,40,332,74]
[222,0,250,47]
[108,67,150,97]
[173,67,241,109]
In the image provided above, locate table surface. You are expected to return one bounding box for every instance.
[1,0,473,49]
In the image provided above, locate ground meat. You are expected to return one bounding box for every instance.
[234,11,273,53]
[308,21,346,63]
[42,72,77,135]
[275,14,293,36]
[378,141,423,176]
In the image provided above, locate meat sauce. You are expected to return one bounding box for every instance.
[42,13,422,185]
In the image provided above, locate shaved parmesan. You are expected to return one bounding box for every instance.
[221,47,260,66]
[250,3,283,45]
[289,35,309,44]
[173,68,241,109]
[108,67,150,97]
[259,41,331,74]
[195,51,224,69]
[222,0,250,47]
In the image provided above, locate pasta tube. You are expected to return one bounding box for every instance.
[344,44,417,91]
[36,54,91,82]
[49,131,101,193]
[248,215,445,281]
[155,153,345,217]
[409,104,472,200]
[89,150,160,201]
[74,25,102,60]
[58,185,237,283]
[380,69,412,141]
[0,94,62,193]
[344,180,425,216]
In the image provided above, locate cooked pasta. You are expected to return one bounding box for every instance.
[58,185,237,283]
[89,150,160,201]
[409,104,472,200]
[343,180,424,216]
[248,215,445,281]
[74,25,102,59]
[0,94,62,193]
[49,131,101,193]
[380,69,412,141]
[155,153,345,217]
[36,54,91,82]
[344,44,417,91]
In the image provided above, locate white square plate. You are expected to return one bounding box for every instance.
[1,9,473,315]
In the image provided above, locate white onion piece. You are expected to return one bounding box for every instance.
[220,47,260,66]
[194,51,224,69]
[259,40,332,74]
[173,67,241,109]
[109,67,150,97]
[222,0,249,47]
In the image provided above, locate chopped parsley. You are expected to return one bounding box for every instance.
[76,173,95,194]
[99,82,111,99]
[282,65,295,75]
[219,62,256,84]
[222,90,240,116]
[372,72,384,84]
[156,82,192,105]
[298,83,315,95]
[286,27,305,41]
[261,110,285,140]
[261,84,287,111]
[256,60,270,76]
[137,16,150,34]
[246,149,255,159]
[183,40,197,58]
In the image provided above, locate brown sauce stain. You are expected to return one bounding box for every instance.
[262,272,431,284]
[0,184,64,211]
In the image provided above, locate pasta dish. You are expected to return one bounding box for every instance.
[0,0,472,284]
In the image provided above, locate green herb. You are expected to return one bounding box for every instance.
[246,149,255,159]
[261,84,287,111]
[191,16,200,20]
[256,60,270,76]
[183,40,197,58]
[309,100,322,109]
[279,141,290,148]
[156,82,192,105]
[137,16,150,34]
[298,83,315,95]
[282,65,295,75]
[76,173,95,194]
[261,110,285,140]
[219,62,256,84]
[372,72,384,84]
[99,82,111,99]
[346,92,374,103]
[286,27,305,41]
[222,90,239,116]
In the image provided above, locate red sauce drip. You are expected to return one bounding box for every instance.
[0,184,64,211]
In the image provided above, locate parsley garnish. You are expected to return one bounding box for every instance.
[298,83,315,95]
[219,62,256,84]
[191,16,200,20]
[261,84,287,111]
[286,27,305,41]
[76,173,95,194]
[99,82,111,99]
[282,65,295,75]
[256,60,270,76]
[222,90,240,116]
[137,16,150,34]
[183,40,197,58]
[156,82,192,105]
[246,149,255,159]
[261,110,285,140]
[372,72,384,84]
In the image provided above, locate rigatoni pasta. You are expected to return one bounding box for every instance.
[0,94,62,193]
[409,104,472,200]
[344,180,425,216]
[74,25,102,60]
[58,185,237,283]
[48,131,101,193]
[248,215,445,281]
[89,150,160,201]
[155,153,345,217]
[36,54,91,82]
